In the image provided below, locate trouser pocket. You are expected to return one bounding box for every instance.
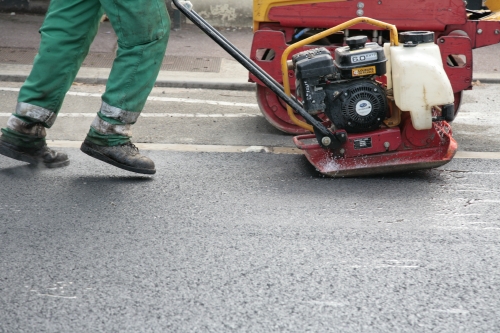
[103,0,169,47]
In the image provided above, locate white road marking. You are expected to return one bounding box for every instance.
[36,140,500,159]
[0,87,259,108]
[455,151,500,159]
[140,113,261,118]
[0,112,261,118]
[46,141,302,154]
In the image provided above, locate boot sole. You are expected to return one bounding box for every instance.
[0,142,70,168]
[80,142,156,175]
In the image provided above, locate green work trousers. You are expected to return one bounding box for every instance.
[1,0,170,147]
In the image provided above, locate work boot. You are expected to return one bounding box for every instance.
[0,136,70,168]
[80,139,156,174]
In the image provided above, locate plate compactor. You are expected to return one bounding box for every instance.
[172,0,500,177]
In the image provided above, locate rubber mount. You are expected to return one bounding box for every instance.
[399,31,435,45]
[80,141,156,175]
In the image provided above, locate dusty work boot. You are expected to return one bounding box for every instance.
[0,136,70,168]
[80,139,156,174]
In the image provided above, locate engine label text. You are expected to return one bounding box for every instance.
[351,52,378,63]
[354,138,373,150]
[352,66,376,77]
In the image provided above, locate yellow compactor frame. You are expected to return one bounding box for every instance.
[483,0,500,21]
[280,17,399,132]
[253,0,348,31]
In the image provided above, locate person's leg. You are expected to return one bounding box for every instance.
[80,0,170,174]
[0,0,103,167]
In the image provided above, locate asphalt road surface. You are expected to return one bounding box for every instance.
[1,83,500,332]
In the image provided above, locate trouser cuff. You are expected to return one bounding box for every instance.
[15,102,57,127]
[1,128,46,148]
[85,104,140,147]
[6,115,46,138]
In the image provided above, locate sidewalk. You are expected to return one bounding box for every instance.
[1,12,500,92]
[0,13,255,91]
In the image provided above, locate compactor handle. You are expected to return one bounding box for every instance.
[170,0,343,149]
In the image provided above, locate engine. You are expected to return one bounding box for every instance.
[292,36,388,133]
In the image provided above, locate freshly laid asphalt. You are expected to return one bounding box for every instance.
[1,150,500,332]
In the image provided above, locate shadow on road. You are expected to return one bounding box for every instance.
[0,164,44,178]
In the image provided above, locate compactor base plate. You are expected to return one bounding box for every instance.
[293,125,457,177]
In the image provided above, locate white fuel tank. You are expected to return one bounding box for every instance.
[389,31,454,130]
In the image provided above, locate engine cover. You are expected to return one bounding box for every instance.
[324,80,387,133]
[292,47,335,114]
[334,36,387,79]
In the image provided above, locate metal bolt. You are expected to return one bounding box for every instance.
[495,29,500,35]
[340,148,346,155]
[357,9,364,16]
[374,88,377,92]
[384,142,390,149]
[345,92,348,96]
[378,1,382,4]
[477,29,483,34]
[322,137,332,146]
[357,2,365,9]
[440,38,445,43]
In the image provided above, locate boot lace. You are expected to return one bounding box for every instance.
[123,142,139,153]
